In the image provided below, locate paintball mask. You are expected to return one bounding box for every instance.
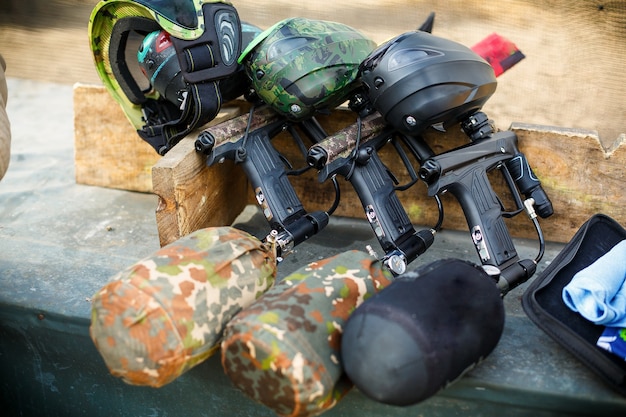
[359,30,497,136]
[238,17,377,121]
[89,0,261,155]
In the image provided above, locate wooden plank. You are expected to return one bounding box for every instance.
[73,83,159,193]
[511,123,626,242]
[73,85,626,246]
[151,138,250,247]
[73,84,245,193]
[152,107,626,246]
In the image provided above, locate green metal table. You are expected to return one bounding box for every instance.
[1,79,625,416]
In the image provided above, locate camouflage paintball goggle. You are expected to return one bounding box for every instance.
[238,17,377,121]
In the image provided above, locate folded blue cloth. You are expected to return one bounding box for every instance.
[596,327,626,361]
[562,240,626,327]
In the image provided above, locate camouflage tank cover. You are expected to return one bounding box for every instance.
[90,226,277,388]
[221,250,393,417]
[196,105,280,150]
[241,17,378,121]
[306,112,388,174]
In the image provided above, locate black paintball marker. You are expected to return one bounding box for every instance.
[304,13,447,275]
[418,110,552,292]
[194,106,333,259]
[307,114,438,275]
[308,29,553,292]
[194,16,379,258]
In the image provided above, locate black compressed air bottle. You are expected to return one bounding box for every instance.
[341,258,505,406]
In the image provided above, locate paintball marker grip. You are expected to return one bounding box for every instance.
[348,147,429,267]
[449,166,519,267]
[197,115,307,229]
[241,129,306,228]
[420,136,521,268]
[504,152,553,218]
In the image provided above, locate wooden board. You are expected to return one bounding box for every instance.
[151,137,250,247]
[73,83,244,193]
[152,107,626,246]
[73,83,160,193]
[73,84,626,246]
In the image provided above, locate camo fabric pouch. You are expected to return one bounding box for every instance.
[90,226,277,388]
[221,250,393,417]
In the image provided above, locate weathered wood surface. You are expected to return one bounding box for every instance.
[73,84,160,193]
[151,138,250,247]
[73,85,626,246]
[152,107,626,246]
[73,84,244,193]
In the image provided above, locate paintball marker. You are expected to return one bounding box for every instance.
[307,114,438,275]
[418,111,552,292]
[195,16,379,258]
[308,29,552,292]
[194,106,334,259]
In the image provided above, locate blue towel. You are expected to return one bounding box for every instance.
[562,240,626,327]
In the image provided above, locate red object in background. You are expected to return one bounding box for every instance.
[471,33,525,77]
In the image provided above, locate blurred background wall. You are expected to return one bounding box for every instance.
[0,0,624,144]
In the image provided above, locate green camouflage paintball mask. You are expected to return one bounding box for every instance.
[239,17,377,121]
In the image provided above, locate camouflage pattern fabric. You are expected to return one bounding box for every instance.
[308,113,386,168]
[221,250,393,417]
[195,105,280,153]
[90,226,277,388]
[241,17,377,121]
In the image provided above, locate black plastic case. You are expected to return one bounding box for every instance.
[522,213,626,396]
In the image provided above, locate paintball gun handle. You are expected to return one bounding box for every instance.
[461,112,553,219]
[418,124,552,292]
[195,107,329,258]
[308,115,435,274]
